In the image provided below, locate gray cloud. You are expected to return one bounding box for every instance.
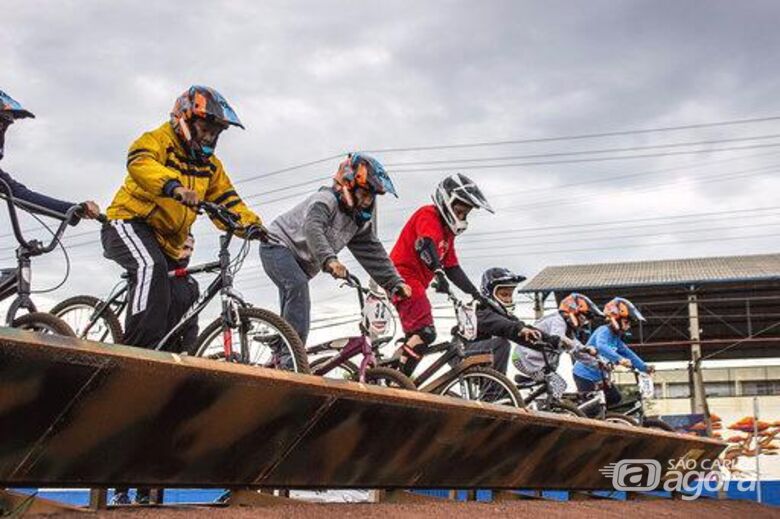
[2,0,780,336]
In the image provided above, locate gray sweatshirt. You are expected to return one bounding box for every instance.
[267,188,404,290]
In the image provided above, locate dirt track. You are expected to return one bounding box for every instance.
[52,499,779,518]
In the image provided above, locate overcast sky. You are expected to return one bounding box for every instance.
[2,0,780,344]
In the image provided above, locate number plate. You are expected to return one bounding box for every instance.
[638,373,654,399]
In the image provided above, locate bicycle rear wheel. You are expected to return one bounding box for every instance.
[643,418,676,432]
[548,400,587,418]
[310,354,359,381]
[50,295,123,343]
[12,312,76,337]
[194,307,310,374]
[355,367,416,390]
[438,366,524,408]
[604,412,639,427]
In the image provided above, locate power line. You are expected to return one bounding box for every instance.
[456,221,780,252]
[233,154,343,185]
[362,115,780,154]
[458,233,780,260]
[389,142,780,173]
[383,133,780,167]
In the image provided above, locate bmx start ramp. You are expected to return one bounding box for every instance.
[0,328,725,490]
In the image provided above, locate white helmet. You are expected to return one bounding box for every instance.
[432,173,494,235]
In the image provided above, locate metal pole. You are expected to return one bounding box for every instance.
[754,396,762,504]
[687,291,707,413]
[533,292,545,320]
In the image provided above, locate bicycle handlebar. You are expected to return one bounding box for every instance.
[0,179,86,254]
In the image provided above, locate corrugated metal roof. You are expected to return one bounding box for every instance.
[519,253,780,292]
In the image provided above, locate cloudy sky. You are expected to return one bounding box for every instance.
[2,0,780,343]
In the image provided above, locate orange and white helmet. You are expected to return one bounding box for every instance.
[558,293,603,329]
[603,297,645,332]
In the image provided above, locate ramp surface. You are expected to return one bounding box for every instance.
[0,328,725,489]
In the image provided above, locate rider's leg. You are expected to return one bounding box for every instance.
[260,243,311,343]
[167,266,200,354]
[465,337,511,373]
[101,220,171,347]
[392,281,435,376]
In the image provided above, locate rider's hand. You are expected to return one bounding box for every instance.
[393,283,412,300]
[78,201,101,219]
[645,364,656,374]
[245,223,270,243]
[519,327,542,343]
[618,358,633,369]
[432,269,450,294]
[325,258,348,279]
[586,346,598,357]
[173,187,199,207]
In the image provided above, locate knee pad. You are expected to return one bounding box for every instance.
[412,325,437,346]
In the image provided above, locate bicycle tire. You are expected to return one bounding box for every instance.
[194,306,310,374]
[12,312,76,337]
[50,295,124,344]
[355,367,416,390]
[604,412,640,427]
[643,418,676,432]
[548,400,587,418]
[310,354,360,380]
[438,366,524,408]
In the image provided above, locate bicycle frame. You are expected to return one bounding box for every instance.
[309,274,392,383]
[0,182,83,325]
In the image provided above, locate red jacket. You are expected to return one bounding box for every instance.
[390,205,459,288]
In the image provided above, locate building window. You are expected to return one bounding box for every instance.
[704,382,734,398]
[654,384,664,399]
[667,383,691,399]
[741,380,780,396]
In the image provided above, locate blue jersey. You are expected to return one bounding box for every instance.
[573,324,647,382]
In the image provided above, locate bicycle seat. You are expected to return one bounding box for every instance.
[514,373,541,388]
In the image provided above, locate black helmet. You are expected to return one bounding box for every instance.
[480,267,526,311]
[432,173,494,235]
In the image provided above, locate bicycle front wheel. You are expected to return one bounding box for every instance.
[50,295,123,343]
[194,307,310,374]
[12,312,76,337]
[438,366,524,408]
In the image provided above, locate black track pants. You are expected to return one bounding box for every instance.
[101,220,188,349]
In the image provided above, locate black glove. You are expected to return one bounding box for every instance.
[245,223,270,243]
[432,269,450,294]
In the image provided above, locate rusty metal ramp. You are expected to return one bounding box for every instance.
[0,328,725,490]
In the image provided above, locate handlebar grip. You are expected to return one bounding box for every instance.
[97,214,109,224]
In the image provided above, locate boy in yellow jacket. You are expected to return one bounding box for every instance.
[103,85,264,353]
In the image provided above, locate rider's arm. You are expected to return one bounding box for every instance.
[616,340,649,373]
[0,168,77,217]
[475,304,526,342]
[444,264,480,299]
[126,131,182,196]
[589,326,623,363]
[204,157,262,230]
[347,217,405,291]
[303,199,339,271]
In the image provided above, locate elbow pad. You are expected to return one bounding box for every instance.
[415,237,442,271]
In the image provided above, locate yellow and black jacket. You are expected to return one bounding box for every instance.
[107,122,261,259]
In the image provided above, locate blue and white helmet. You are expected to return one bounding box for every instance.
[0,89,35,120]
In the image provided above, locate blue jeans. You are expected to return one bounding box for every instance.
[260,243,311,344]
[574,374,622,407]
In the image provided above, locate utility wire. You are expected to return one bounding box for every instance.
[362,115,780,154]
